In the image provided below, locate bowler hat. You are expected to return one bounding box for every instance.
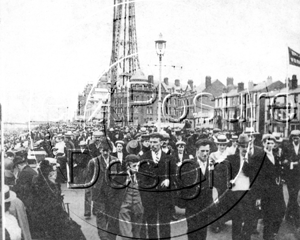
[237,134,250,146]
[126,140,141,155]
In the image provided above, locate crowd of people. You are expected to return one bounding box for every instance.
[3,122,300,240]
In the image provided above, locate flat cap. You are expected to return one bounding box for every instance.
[149,132,163,140]
[195,139,212,148]
[124,154,140,164]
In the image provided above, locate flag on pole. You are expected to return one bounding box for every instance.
[288,47,300,67]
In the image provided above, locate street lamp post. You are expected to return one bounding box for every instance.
[155,33,166,132]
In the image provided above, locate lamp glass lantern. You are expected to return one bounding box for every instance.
[155,33,166,56]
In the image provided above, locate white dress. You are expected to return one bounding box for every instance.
[5,211,22,240]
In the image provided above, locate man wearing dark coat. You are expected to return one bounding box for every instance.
[111,140,127,165]
[179,139,213,240]
[284,130,300,227]
[137,132,176,240]
[85,139,119,240]
[88,131,105,158]
[108,154,144,240]
[12,156,37,209]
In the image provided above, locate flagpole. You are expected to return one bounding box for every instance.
[285,44,289,138]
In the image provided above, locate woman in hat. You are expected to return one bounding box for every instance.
[209,134,229,163]
[5,185,22,240]
[29,159,86,240]
[4,185,32,240]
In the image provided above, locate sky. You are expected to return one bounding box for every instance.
[1,0,300,122]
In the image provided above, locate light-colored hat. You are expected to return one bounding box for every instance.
[231,135,238,140]
[115,140,125,146]
[261,134,276,142]
[140,127,147,133]
[79,141,87,146]
[290,130,300,137]
[64,131,73,137]
[244,127,259,135]
[176,140,186,146]
[160,131,170,139]
[93,131,104,137]
[45,157,60,167]
[215,135,229,144]
[4,185,17,203]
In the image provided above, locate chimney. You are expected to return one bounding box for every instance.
[205,76,211,89]
[175,79,180,87]
[248,81,254,91]
[163,77,169,85]
[226,77,234,86]
[187,79,193,91]
[238,82,244,93]
[148,75,154,85]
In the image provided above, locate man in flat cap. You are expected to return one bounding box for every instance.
[109,154,144,240]
[86,139,120,240]
[138,132,176,240]
[285,130,300,227]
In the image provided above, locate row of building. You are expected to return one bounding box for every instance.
[76,70,300,138]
